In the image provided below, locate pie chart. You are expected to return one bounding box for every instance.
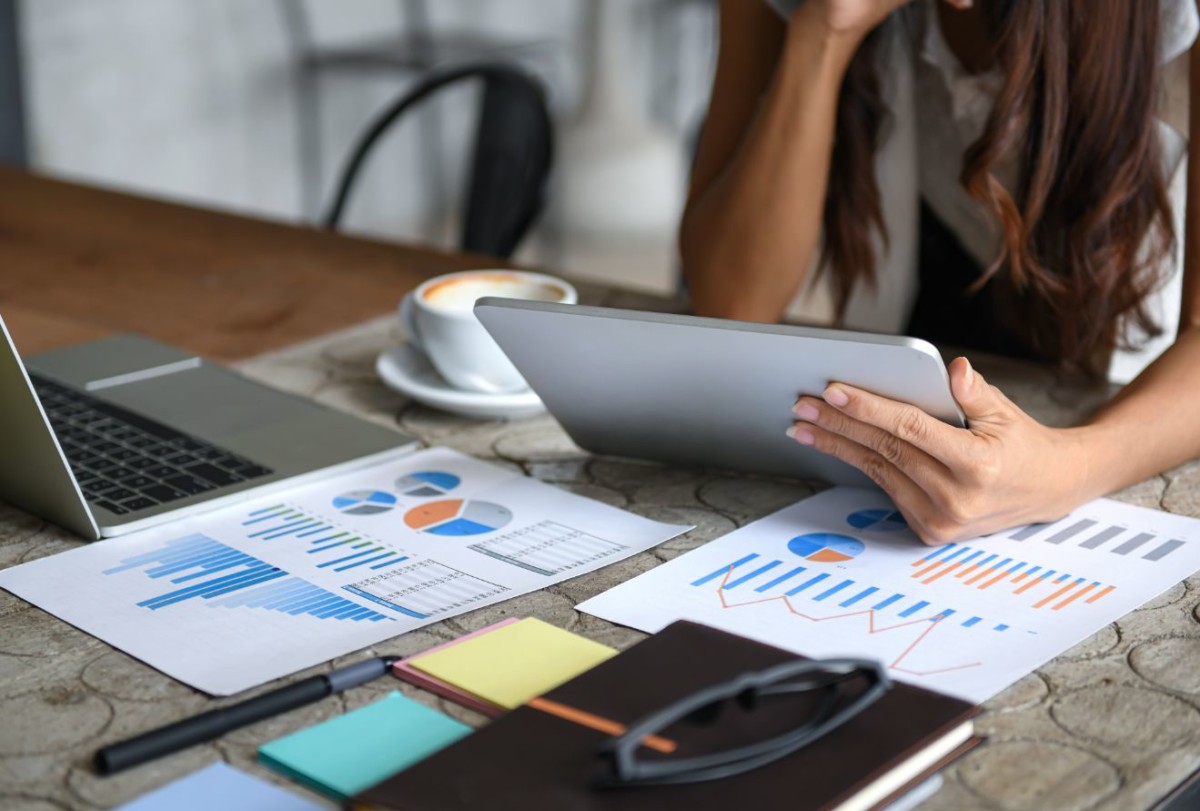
[396,471,461,498]
[332,490,397,516]
[404,499,513,536]
[788,533,865,563]
[847,509,909,532]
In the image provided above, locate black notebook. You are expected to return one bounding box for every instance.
[353,621,980,811]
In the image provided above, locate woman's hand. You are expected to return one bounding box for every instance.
[788,357,1090,545]
[798,0,973,42]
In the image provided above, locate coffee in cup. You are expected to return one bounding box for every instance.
[400,269,577,393]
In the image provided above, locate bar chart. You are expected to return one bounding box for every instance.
[578,486,1200,704]
[467,520,629,576]
[690,552,1012,634]
[1008,517,1185,561]
[701,563,983,677]
[241,504,412,574]
[345,559,508,619]
[102,534,389,622]
[911,544,1114,611]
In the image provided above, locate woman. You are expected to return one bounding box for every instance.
[679,0,1200,544]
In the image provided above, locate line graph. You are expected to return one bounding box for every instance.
[696,551,1013,634]
[578,486,1200,706]
[708,565,982,678]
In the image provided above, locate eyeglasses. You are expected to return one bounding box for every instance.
[595,657,890,787]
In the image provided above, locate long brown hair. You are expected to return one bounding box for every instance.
[824,0,1175,374]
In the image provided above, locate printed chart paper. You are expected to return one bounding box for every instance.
[579,487,1200,703]
[0,448,686,695]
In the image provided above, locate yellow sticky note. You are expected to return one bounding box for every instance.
[410,618,616,709]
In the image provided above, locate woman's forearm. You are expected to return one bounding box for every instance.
[680,8,862,322]
[1068,326,1200,502]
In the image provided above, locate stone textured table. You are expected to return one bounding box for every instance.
[3,288,1199,810]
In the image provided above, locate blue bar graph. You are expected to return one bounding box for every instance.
[899,600,930,618]
[238,505,411,574]
[786,573,831,596]
[873,593,905,610]
[104,534,389,622]
[690,544,1017,634]
[839,586,879,607]
[212,577,387,622]
[916,543,958,563]
[724,560,782,590]
[692,554,760,586]
[814,580,855,601]
[755,566,807,593]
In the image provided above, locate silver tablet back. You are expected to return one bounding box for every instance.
[476,299,965,486]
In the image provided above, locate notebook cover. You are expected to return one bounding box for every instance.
[352,621,980,811]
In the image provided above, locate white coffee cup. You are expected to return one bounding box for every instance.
[400,269,577,393]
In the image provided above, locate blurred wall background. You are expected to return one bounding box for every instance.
[17,0,718,293]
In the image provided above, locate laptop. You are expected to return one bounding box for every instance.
[0,313,418,539]
[475,299,966,486]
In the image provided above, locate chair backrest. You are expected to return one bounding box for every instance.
[323,63,553,260]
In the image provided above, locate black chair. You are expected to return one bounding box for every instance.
[323,63,554,260]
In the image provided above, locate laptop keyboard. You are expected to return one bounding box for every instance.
[30,373,274,516]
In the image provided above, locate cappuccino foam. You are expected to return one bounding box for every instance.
[422,273,566,315]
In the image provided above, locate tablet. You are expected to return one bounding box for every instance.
[475,299,966,486]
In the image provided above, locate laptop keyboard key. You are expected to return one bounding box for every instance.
[146,465,180,479]
[88,476,121,490]
[232,464,272,479]
[163,452,198,466]
[89,459,120,473]
[119,475,157,490]
[184,463,243,487]
[120,497,158,511]
[126,457,159,471]
[109,448,141,462]
[100,487,136,501]
[164,475,217,495]
[142,484,187,503]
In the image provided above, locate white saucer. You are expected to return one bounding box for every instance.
[375,344,546,420]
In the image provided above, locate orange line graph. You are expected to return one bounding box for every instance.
[711,567,981,678]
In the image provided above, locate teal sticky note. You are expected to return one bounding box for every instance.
[258,691,471,800]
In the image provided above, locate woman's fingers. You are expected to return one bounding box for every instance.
[817,383,970,468]
[787,421,951,545]
[792,396,954,499]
